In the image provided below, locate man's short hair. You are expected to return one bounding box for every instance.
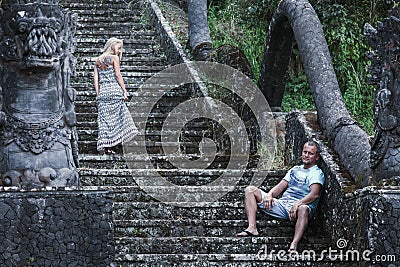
[305,140,321,154]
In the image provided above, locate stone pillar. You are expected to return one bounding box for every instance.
[188,0,213,61]
[0,0,79,188]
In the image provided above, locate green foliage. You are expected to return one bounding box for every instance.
[207,0,390,135]
[207,4,267,79]
[282,70,316,112]
[312,3,377,134]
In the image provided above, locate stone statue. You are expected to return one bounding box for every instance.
[365,5,400,182]
[0,0,79,188]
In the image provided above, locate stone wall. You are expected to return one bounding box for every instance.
[285,111,400,266]
[0,188,114,266]
[145,0,187,65]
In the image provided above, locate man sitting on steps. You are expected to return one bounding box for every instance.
[237,140,325,252]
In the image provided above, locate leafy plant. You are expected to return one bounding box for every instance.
[207,5,267,79]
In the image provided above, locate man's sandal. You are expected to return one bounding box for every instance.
[236,230,259,237]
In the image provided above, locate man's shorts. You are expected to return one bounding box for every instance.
[257,190,314,220]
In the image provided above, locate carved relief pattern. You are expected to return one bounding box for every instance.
[365,5,400,178]
[1,115,70,154]
[0,0,79,187]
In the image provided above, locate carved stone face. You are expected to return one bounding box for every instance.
[0,2,65,69]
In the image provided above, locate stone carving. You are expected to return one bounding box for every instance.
[214,44,254,80]
[365,5,400,181]
[0,0,79,188]
[258,0,373,186]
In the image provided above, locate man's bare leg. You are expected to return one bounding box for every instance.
[237,186,262,236]
[289,205,309,251]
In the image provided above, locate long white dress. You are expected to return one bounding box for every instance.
[96,56,138,151]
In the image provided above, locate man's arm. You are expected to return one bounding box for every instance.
[263,179,288,210]
[288,183,322,221]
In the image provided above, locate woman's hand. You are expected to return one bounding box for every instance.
[123,91,129,101]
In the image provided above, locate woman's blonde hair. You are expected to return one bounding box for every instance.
[97,37,123,64]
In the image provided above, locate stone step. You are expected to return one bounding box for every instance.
[71,55,166,66]
[74,31,155,41]
[72,73,160,82]
[75,16,144,24]
[75,86,188,98]
[73,53,163,61]
[74,56,164,65]
[79,166,268,177]
[74,21,143,29]
[79,169,283,188]
[71,78,161,91]
[114,236,330,255]
[78,139,214,155]
[75,37,157,47]
[112,201,278,221]
[73,47,162,58]
[78,153,261,170]
[72,72,160,84]
[75,98,200,110]
[80,184,277,203]
[76,116,209,129]
[75,113,210,126]
[60,0,140,8]
[113,218,324,238]
[75,28,156,37]
[74,46,161,56]
[76,127,205,135]
[77,129,207,141]
[67,9,141,15]
[74,63,165,73]
[71,73,160,87]
[73,69,159,79]
[75,111,205,124]
[80,187,257,208]
[115,253,339,266]
[71,9,141,17]
[75,91,191,104]
[76,121,192,131]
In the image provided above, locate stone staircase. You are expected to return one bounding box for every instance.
[60,0,338,265]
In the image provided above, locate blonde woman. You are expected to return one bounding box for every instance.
[94,37,138,154]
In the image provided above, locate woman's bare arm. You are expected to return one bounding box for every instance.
[94,64,99,95]
[111,55,128,100]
